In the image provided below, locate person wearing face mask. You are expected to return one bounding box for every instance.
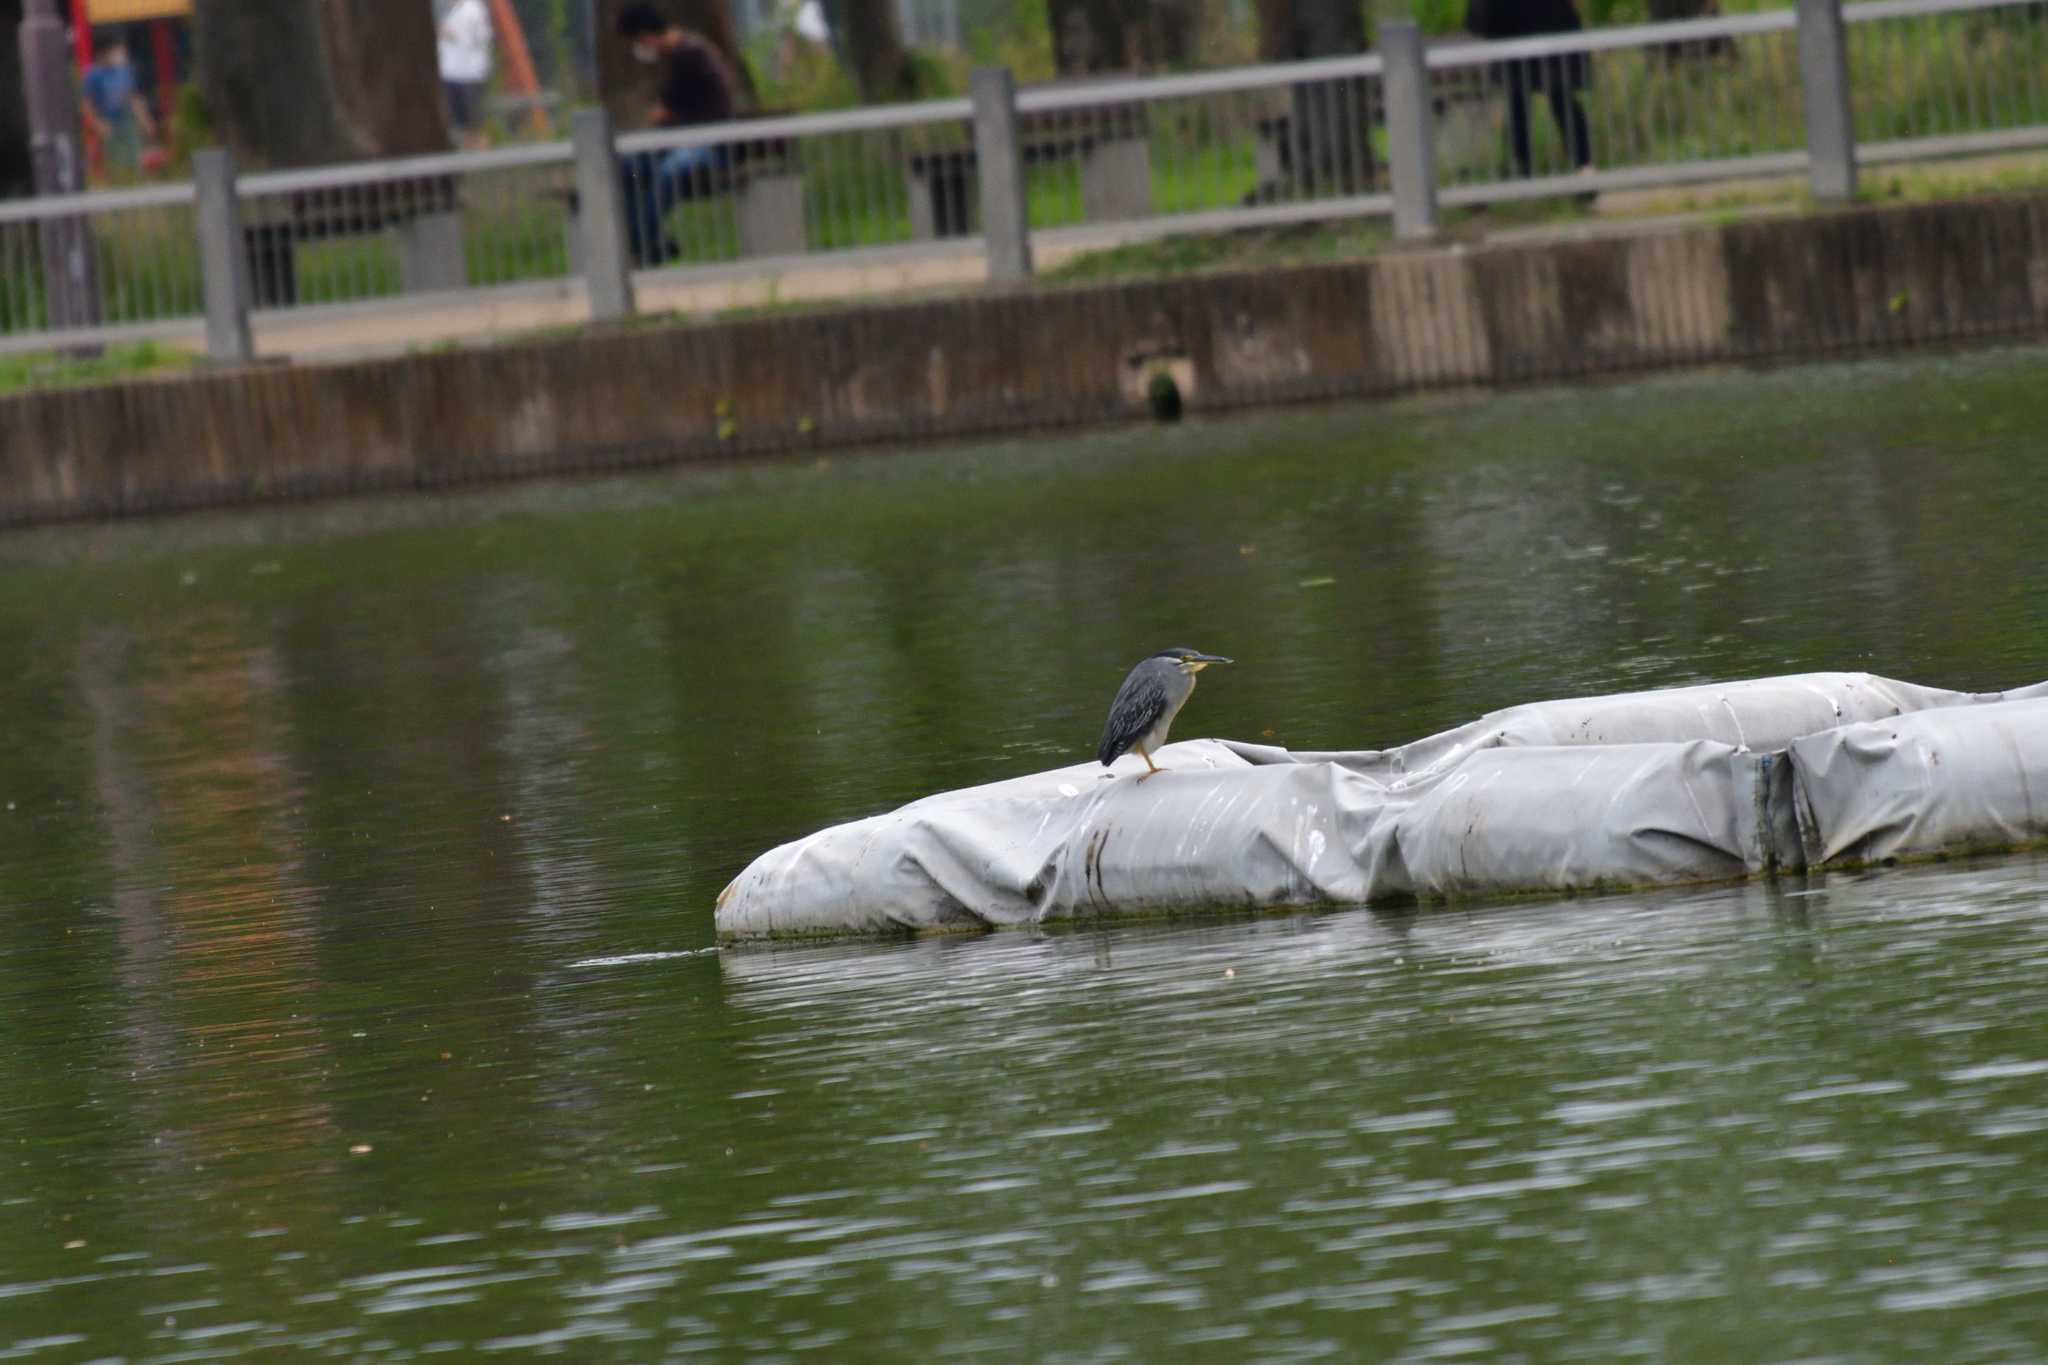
[81,37,157,179]
[615,3,745,266]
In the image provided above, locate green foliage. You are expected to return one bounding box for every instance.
[95,214,207,322]
[459,197,575,285]
[747,36,865,113]
[1848,14,2048,144]
[966,0,1056,82]
[164,83,212,179]
[0,249,46,333]
[1397,0,1470,38]
[544,0,579,99]
[744,28,960,114]
[902,48,960,99]
[802,135,914,250]
[0,340,192,396]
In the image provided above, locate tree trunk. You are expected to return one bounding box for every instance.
[1253,0,1372,199]
[1254,0,1288,61]
[1048,0,1200,72]
[594,0,756,127]
[834,0,916,102]
[192,0,449,168]
[1646,0,1732,65]
[1152,0,1200,67]
[1,0,32,199]
[323,3,459,157]
[1256,0,1362,60]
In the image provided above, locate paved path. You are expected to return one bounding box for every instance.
[251,249,1015,364]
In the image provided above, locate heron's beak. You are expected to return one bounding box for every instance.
[1185,653,1232,672]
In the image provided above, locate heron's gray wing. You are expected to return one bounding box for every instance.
[1097,666,1170,765]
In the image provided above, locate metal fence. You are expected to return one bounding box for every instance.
[3,0,2045,366]
[1,181,202,350]
[233,144,579,308]
[1847,0,2048,160]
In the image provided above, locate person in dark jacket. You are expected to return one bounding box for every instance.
[616,3,746,265]
[1466,0,1594,178]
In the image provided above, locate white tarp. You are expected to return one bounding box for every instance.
[1789,697,2048,865]
[715,673,2048,940]
[1382,740,1776,899]
[1223,671,2034,785]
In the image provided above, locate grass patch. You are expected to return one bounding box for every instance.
[1858,156,2048,204]
[1047,145,2048,281]
[1601,145,2048,219]
[1046,217,1400,281]
[0,340,193,396]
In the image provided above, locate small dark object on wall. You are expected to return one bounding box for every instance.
[1148,371,1183,422]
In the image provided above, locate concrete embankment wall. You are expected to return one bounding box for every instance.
[4,193,2048,525]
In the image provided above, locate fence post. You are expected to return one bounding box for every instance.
[1795,0,1857,202]
[21,0,102,338]
[572,108,637,321]
[192,148,253,365]
[970,66,1034,284]
[1381,21,1439,240]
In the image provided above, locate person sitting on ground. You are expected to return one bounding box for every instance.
[81,38,157,179]
[1465,0,1595,181]
[615,2,745,267]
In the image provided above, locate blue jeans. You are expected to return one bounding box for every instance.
[622,144,729,266]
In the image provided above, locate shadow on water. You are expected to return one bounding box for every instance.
[0,346,2046,1356]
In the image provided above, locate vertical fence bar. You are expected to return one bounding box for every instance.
[1382,21,1439,239]
[193,148,253,365]
[1796,0,1857,202]
[971,66,1033,284]
[573,108,637,321]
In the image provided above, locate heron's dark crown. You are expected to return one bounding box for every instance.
[1152,646,1204,659]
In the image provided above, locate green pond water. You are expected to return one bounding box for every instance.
[4,347,2048,1360]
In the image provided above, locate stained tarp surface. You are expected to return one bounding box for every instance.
[1789,697,2048,865]
[1223,671,2037,784]
[715,673,2048,940]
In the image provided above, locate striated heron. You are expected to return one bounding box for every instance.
[1096,648,1233,779]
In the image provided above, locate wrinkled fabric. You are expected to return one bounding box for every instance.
[716,674,2048,940]
[1226,672,2048,785]
[1789,697,2048,865]
[1384,741,1774,899]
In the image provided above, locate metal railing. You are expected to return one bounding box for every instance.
[233,143,578,308]
[3,0,2045,365]
[1,180,202,351]
[1847,0,2048,161]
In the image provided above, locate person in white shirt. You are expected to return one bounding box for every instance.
[438,0,495,149]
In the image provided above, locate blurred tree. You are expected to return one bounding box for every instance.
[1251,0,1372,199]
[1,0,30,198]
[542,0,580,96]
[192,0,450,167]
[1646,0,1733,65]
[595,0,757,126]
[834,0,919,100]
[1255,0,1362,62]
[1046,0,1200,73]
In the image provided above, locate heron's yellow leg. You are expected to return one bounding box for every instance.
[1136,745,1164,782]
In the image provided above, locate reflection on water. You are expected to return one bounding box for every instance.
[2,347,2047,1358]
